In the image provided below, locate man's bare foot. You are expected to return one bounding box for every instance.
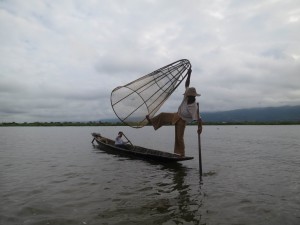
[174,153,185,158]
[146,115,152,124]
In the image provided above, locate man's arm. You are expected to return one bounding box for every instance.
[185,68,192,88]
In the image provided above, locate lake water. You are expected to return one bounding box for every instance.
[0,125,299,225]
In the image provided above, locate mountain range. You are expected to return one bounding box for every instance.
[102,105,300,123]
[201,105,300,123]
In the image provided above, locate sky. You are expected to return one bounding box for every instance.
[1,0,300,122]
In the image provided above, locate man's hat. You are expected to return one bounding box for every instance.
[184,87,201,96]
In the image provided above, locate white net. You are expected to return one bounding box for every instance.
[111,59,191,128]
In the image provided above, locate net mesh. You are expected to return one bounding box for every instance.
[111,59,191,128]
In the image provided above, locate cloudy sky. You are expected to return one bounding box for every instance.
[1,0,299,122]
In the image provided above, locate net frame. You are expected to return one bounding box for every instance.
[111,59,191,128]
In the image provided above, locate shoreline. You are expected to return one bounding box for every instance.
[1,121,300,127]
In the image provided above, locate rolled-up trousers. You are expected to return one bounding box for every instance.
[150,112,186,156]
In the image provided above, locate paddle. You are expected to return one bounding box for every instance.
[121,132,133,146]
[197,103,203,181]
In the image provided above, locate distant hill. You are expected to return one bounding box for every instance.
[201,105,300,123]
[101,105,300,124]
[2,105,298,126]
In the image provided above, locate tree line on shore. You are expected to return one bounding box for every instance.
[1,121,299,127]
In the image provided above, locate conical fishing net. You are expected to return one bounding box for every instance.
[111,59,191,128]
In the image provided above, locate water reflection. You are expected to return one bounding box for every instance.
[91,141,204,224]
[92,158,204,224]
[157,163,203,224]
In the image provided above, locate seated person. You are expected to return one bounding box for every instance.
[115,131,129,149]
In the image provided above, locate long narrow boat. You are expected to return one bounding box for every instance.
[91,133,194,163]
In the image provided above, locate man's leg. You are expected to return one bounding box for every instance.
[174,118,186,156]
[148,112,176,130]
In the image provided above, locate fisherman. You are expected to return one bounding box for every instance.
[115,131,129,149]
[146,68,202,157]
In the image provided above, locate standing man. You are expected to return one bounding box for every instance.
[146,68,202,156]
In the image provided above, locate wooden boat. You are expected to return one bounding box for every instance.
[91,133,194,163]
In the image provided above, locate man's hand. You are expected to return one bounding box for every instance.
[197,118,203,134]
[197,126,202,135]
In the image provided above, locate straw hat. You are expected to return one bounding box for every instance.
[184,87,201,96]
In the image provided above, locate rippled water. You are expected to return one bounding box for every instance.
[0,126,299,225]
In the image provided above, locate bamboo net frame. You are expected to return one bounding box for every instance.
[111,59,191,128]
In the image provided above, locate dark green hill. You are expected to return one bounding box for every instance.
[201,105,300,123]
[2,105,299,126]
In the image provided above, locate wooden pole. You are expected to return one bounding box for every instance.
[197,103,203,181]
[122,133,133,146]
